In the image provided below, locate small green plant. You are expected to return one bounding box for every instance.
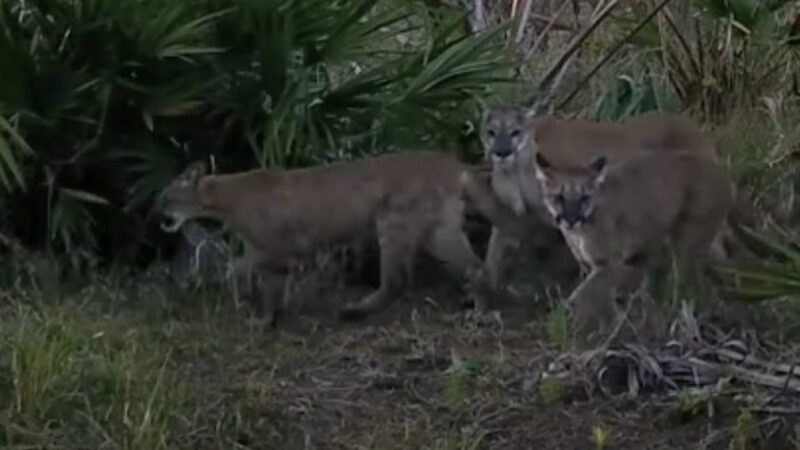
[733,408,757,450]
[675,389,709,421]
[546,305,570,350]
[647,253,711,312]
[591,423,610,450]
[443,350,485,410]
[537,375,565,406]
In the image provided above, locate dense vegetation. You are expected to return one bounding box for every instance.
[0,0,519,273]
[2,0,800,448]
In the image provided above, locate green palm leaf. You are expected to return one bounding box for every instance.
[0,115,33,192]
[716,226,800,301]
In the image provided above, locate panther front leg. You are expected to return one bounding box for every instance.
[230,247,286,330]
[566,263,645,345]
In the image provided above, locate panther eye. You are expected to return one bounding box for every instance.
[510,129,521,138]
[487,129,496,138]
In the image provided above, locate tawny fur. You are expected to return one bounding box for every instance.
[534,150,735,340]
[480,106,721,292]
[156,151,524,326]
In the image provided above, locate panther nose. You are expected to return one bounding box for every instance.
[560,210,584,227]
[492,148,513,158]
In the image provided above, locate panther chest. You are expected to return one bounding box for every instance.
[491,170,547,220]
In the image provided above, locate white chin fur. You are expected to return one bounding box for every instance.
[560,220,584,230]
[490,154,516,169]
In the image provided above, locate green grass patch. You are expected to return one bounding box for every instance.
[0,297,189,449]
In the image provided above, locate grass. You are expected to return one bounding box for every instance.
[545,303,570,351]
[0,293,188,449]
[0,257,797,450]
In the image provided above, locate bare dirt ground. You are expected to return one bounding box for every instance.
[22,220,785,449]
[163,267,799,450]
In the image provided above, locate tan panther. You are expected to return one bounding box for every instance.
[155,151,525,326]
[533,150,735,338]
[481,106,743,289]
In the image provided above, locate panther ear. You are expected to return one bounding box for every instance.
[587,156,607,183]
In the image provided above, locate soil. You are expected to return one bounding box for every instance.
[171,276,771,450]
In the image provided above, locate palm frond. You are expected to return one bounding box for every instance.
[716,226,800,301]
[0,0,517,267]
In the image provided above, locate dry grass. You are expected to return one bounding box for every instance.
[1,261,800,450]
